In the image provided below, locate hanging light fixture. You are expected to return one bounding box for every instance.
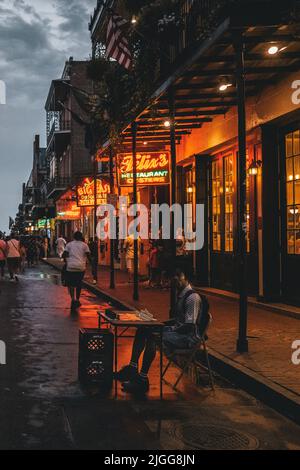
[248,159,262,176]
[219,77,233,92]
[131,15,137,24]
[267,45,287,55]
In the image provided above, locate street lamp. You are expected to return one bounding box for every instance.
[248,159,262,176]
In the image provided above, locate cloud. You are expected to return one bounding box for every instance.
[0,0,96,231]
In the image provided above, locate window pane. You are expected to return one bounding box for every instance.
[295,180,300,205]
[287,208,295,229]
[286,133,293,157]
[296,231,300,255]
[294,156,300,180]
[286,158,294,182]
[295,206,300,229]
[287,232,295,254]
[294,130,300,156]
[287,181,294,205]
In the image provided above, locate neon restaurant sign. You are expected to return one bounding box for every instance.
[118,152,170,186]
[76,177,110,207]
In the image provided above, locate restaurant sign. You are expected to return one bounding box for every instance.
[56,199,81,221]
[118,152,170,186]
[76,177,110,207]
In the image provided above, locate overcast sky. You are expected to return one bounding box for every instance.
[0,0,96,232]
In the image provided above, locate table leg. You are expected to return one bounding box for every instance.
[114,326,118,398]
[160,326,163,400]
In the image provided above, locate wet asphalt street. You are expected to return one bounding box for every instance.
[0,263,300,450]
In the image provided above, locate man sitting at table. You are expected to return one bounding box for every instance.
[114,267,202,394]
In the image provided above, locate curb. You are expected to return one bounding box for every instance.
[43,259,300,426]
[197,288,300,321]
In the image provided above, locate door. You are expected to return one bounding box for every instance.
[209,148,258,294]
[281,126,300,305]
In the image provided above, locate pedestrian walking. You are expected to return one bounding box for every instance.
[88,237,99,285]
[26,237,36,267]
[148,241,160,288]
[19,239,27,274]
[0,234,8,279]
[56,236,67,260]
[63,231,91,309]
[124,234,140,283]
[6,234,21,282]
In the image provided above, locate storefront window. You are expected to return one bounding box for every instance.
[246,150,251,253]
[286,130,300,255]
[224,155,234,252]
[212,159,223,251]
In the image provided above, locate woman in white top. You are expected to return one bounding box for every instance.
[63,231,91,309]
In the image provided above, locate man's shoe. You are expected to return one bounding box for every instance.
[121,376,149,394]
[113,365,137,382]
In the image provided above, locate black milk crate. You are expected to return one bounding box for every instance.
[78,329,113,387]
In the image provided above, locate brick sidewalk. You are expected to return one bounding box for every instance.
[47,258,300,399]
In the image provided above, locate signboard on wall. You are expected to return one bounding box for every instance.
[76,177,110,207]
[118,152,170,186]
[56,199,81,221]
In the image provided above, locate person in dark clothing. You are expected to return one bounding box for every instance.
[88,237,99,285]
[114,267,202,394]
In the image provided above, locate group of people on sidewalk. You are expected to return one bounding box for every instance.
[122,229,193,288]
[0,232,52,282]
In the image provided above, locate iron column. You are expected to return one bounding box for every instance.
[132,121,139,301]
[168,87,177,318]
[235,33,249,353]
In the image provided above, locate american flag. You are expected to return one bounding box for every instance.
[106,14,132,70]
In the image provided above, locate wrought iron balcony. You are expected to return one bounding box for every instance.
[47,120,71,147]
[46,177,72,199]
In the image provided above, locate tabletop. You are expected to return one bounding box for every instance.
[98,311,165,328]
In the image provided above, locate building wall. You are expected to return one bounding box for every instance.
[69,62,94,179]
[176,71,300,162]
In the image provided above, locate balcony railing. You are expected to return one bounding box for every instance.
[46,177,71,197]
[47,120,71,146]
[159,0,227,76]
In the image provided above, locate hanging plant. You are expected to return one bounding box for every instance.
[157,12,183,43]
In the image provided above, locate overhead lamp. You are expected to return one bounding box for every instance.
[143,141,148,146]
[248,159,262,176]
[267,45,287,55]
[268,45,279,55]
[131,16,137,24]
[164,120,171,128]
[219,80,233,92]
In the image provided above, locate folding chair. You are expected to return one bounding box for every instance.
[162,311,214,391]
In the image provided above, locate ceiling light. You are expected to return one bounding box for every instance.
[143,141,148,146]
[164,120,171,128]
[131,16,137,24]
[219,82,233,92]
[268,45,279,55]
